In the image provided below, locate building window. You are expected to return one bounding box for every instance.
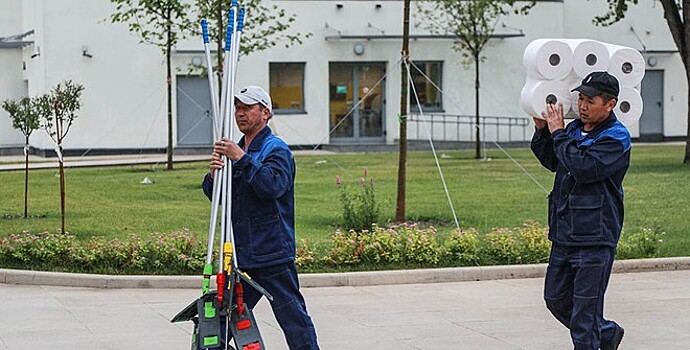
[410,61,442,112]
[270,62,305,114]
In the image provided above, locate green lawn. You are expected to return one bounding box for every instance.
[1,144,688,257]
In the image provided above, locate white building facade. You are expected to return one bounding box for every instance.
[0,0,684,155]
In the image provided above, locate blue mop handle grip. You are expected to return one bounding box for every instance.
[237,8,245,32]
[201,19,209,44]
[225,9,235,51]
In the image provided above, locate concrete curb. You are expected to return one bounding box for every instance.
[2,257,689,289]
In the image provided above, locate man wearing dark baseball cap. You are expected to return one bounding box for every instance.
[531,70,630,350]
[572,71,620,99]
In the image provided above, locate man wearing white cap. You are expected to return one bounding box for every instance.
[202,86,320,349]
[531,71,629,350]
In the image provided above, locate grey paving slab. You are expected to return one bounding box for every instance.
[2,270,690,349]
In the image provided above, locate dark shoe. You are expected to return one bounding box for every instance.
[601,326,624,350]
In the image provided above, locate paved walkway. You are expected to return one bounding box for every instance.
[0,154,209,171]
[2,269,690,349]
[0,150,335,172]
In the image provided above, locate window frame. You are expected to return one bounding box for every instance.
[409,60,443,113]
[269,62,306,115]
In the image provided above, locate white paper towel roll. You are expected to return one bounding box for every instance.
[614,87,643,127]
[564,39,610,78]
[521,79,572,119]
[564,75,581,119]
[523,39,574,80]
[607,44,645,88]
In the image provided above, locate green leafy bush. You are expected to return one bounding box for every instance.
[0,222,663,274]
[336,169,380,232]
[484,227,522,265]
[0,229,204,274]
[515,221,551,264]
[399,223,442,265]
[324,223,443,266]
[445,227,481,266]
[360,225,404,264]
[321,221,551,269]
[295,239,318,268]
[617,227,665,259]
[324,229,362,265]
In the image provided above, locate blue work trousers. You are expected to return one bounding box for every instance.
[544,243,622,350]
[242,262,320,350]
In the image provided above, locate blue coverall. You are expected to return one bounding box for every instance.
[202,126,319,350]
[531,113,630,350]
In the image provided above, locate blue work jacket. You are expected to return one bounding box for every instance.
[531,113,631,247]
[202,126,296,269]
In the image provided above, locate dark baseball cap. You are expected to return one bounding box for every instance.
[571,71,619,98]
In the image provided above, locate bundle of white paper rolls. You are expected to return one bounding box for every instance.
[521,38,644,127]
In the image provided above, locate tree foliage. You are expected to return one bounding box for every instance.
[592,0,690,163]
[111,0,193,171]
[416,0,534,64]
[189,0,311,76]
[2,97,41,218]
[196,0,310,54]
[2,98,40,137]
[111,0,192,51]
[39,81,85,145]
[416,0,534,159]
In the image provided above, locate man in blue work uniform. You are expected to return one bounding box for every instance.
[531,71,629,350]
[202,86,320,349]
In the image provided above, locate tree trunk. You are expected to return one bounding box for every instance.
[23,135,29,218]
[659,0,689,162]
[474,52,481,159]
[58,147,66,234]
[679,0,690,163]
[686,71,690,163]
[166,7,174,171]
[395,0,411,222]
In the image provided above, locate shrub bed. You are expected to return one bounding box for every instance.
[0,222,664,275]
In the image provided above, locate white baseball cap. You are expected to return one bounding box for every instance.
[235,86,273,116]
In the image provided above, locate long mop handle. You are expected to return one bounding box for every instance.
[202,19,221,138]
[227,7,244,270]
[201,18,222,294]
[218,3,237,276]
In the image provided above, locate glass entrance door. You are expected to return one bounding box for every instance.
[329,63,385,143]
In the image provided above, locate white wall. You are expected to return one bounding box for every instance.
[560,0,686,138]
[0,0,685,152]
[0,0,26,147]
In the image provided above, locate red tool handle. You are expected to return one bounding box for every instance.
[217,272,226,304]
[234,280,245,315]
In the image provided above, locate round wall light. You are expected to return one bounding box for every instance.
[647,56,658,67]
[353,43,365,56]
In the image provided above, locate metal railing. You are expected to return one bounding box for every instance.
[407,113,531,143]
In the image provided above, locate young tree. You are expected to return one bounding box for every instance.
[38,80,85,234]
[396,0,411,222]
[2,97,41,218]
[416,0,534,159]
[594,0,690,164]
[111,0,193,171]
